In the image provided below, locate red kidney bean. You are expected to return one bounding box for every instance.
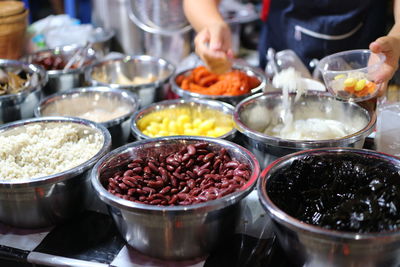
[148,162,159,173]
[132,167,142,173]
[187,144,196,155]
[197,168,210,177]
[124,170,134,177]
[159,186,171,194]
[185,159,194,168]
[122,178,136,187]
[169,194,178,204]
[147,180,164,188]
[171,188,179,194]
[194,142,208,149]
[150,199,162,205]
[225,161,239,169]
[182,153,191,162]
[104,142,251,206]
[186,170,196,179]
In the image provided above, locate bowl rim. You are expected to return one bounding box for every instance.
[233,91,376,148]
[258,147,400,240]
[170,63,267,101]
[91,136,260,214]
[23,44,98,76]
[87,54,176,89]
[130,98,237,140]
[0,116,111,187]
[34,86,140,128]
[317,49,386,74]
[0,59,48,101]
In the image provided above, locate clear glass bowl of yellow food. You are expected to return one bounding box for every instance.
[318,49,385,102]
[130,98,237,140]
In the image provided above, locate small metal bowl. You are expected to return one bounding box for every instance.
[130,98,237,141]
[91,136,260,259]
[24,45,97,96]
[258,148,400,266]
[0,59,47,124]
[87,55,176,107]
[0,117,111,228]
[34,86,139,148]
[234,91,376,168]
[171,64,267,106]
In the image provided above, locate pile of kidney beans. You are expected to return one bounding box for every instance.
[32,54,68,70]
[267,153,400,233]
[105,142,252,206]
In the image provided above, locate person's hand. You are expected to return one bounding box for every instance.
[194,22,233,74]
[369,35,400,96]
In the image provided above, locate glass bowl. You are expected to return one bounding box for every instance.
[318,49,386,102]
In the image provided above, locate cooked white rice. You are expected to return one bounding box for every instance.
[0,123,103,180]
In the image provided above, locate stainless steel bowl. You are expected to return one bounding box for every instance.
[0,59,47,124]
[171,64,267,106]
[0,117,111,228]
[24,45,97,96]
[130,98,237,141]
[34,86,139,148]
[91,136,260,259]
[234,91,376,168]
[258,148,400,267]
[87,55,176,107]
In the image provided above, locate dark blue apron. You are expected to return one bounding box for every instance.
[258,0,388,70]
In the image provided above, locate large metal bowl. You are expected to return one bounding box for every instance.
[258,148,400,266]
[86,55,175,107]
[130,98,237,141]
[234,91,376,168]
[0,117,111,228]
[91,136,260,260]
[171,64,267,106]
[34,86,139,148]
[24,45,97,96]
[0,59,47,124]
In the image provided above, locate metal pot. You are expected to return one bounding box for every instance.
[130,98,237,141]
[24,45,97,96]
[258,148,400,267]
[0,117,111,228]
[171,64,267,106]
[87,55,175,107]
[234,91,376,168]
[34,86,139,148]
[0,59,47,124]
[91,136,260,259]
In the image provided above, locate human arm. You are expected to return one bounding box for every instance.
[369,0,400,94]
[183,0,233,73]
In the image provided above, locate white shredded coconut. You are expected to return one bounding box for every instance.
[0,123,103,180]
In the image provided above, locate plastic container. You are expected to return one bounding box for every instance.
[318,49,385,102]
[375,102,400,157]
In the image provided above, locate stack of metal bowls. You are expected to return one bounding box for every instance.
[34,86,139,148]
[130,98,237,141]
[258,148,400,267]
[0,59,47,124]
[171,64,267,106]
[0,117,111,228]
[24,45,97,96]
[86,55,175,107]
[91,136,260,260]
[234,91,376,168]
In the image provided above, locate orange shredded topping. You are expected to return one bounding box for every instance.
[176,66,261,96]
